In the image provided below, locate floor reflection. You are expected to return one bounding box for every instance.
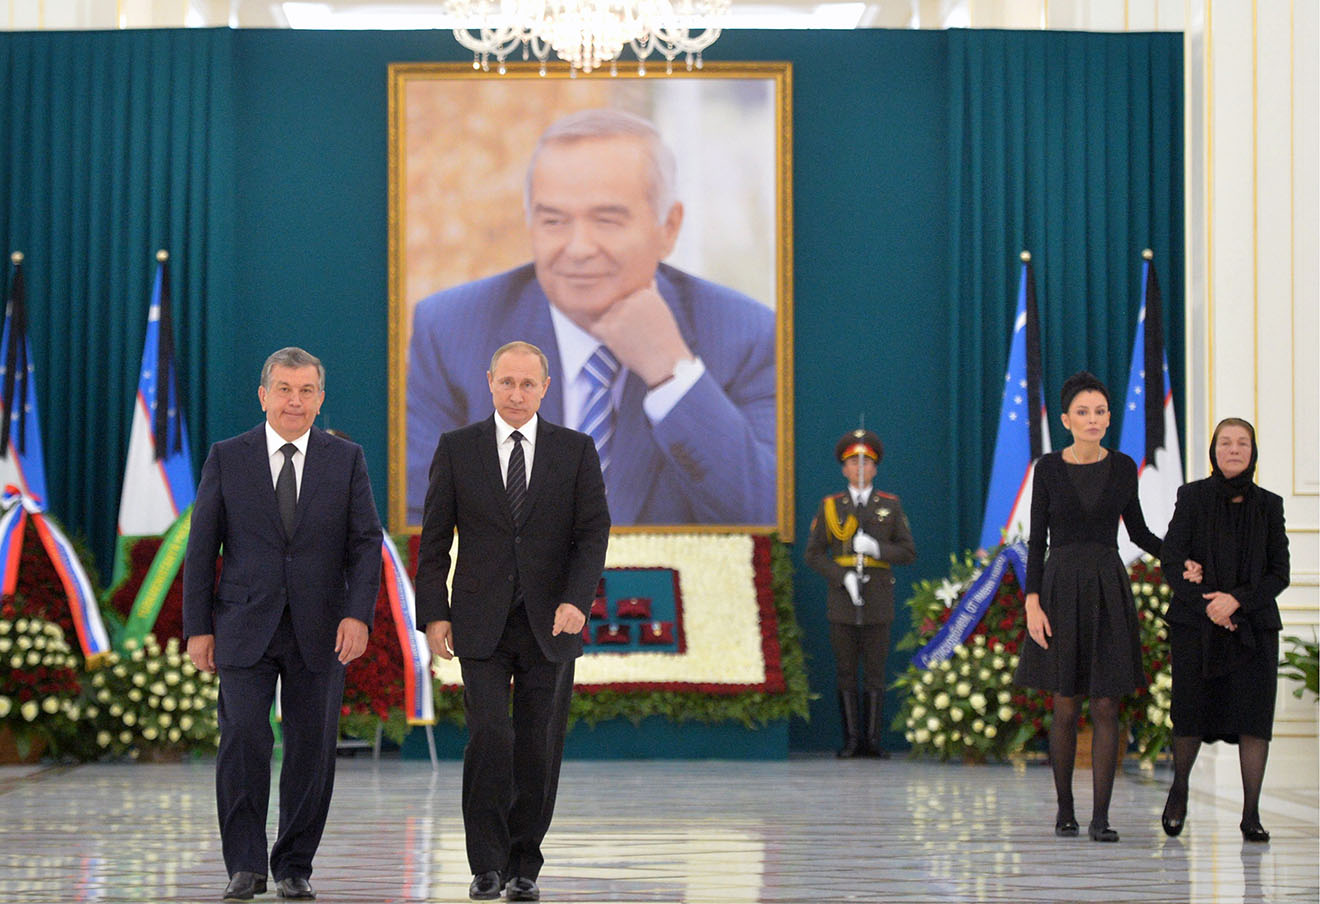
[0,758,1314,902]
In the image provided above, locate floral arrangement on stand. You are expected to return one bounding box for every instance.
[341,581,412,745]
[0,531,226,762]
[892,548,1172,763]
[0,607,83,760]
[78,634,219,760]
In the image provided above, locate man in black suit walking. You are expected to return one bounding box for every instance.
[415,340,610,902]
[184,347,383,902]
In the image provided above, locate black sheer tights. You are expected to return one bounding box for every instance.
[1239,735,1270,826]
[1168,734,1270,826]
[1165,735,1201,823]
[1049,695,1121,828]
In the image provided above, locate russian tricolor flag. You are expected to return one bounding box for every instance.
[0,253,110,662]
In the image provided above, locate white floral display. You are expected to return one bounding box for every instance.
[431,533,766,688]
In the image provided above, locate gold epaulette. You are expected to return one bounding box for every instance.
[823,495,857,542]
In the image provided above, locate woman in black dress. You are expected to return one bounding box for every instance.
[1159,418,1290,842]
[1015,372,1163,842]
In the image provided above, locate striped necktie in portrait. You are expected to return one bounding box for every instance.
[578,346,620,475]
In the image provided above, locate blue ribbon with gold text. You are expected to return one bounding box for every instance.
[911,542,1027,670]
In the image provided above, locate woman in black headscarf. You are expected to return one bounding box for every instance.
[1159,418,1290,842]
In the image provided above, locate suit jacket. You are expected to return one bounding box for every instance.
[805,489,916,626]
[406,262,776,527]
[182,424,383,673]
[413,415,610,662]
[1160,478,1289,631]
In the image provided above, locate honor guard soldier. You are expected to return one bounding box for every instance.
[806,429,917,758]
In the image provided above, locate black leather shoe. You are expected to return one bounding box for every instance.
[468,871,502,900]
[1240,820,1270,843]
[1088,822,1119,842]
[1054,814,1079,837]
[222,872,267,901]
[505,876,540,901]
[275,877,316,899]
[1162,785,1187,837]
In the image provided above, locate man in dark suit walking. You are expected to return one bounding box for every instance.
[184,347,382,902]
[414,340,610,902]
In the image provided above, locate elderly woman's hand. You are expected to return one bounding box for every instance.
[1203,591,1241,629]
[1183,559,1204,584]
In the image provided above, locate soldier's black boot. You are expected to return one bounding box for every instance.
[862,691,890,758]
[837,690,861,758]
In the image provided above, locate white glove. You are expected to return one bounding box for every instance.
[843,571,864,606]
[852,530,881,559]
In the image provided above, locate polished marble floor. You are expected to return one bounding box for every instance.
[0,756,1316,903]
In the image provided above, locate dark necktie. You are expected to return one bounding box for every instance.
[506,431,526,522]
[276,442,297,537]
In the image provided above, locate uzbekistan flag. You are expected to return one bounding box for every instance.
[117,252,194,536]
[978,252,1051,551]
[1117,250,1183,564]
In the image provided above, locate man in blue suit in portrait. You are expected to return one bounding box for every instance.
[406,108,776,527]
[184,347,383,902]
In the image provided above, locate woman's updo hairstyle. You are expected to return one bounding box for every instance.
[1060,371,1110,412]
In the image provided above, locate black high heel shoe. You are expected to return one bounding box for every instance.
[1054,813,1079,837]
[1088,821,1119,842]
[1240,820,1270,843]
[1162,785,1187,837]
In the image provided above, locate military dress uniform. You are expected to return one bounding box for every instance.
[805,430,916,757]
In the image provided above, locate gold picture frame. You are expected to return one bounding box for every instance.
[388,62,794,538]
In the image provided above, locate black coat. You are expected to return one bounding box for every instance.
[1160,478,1289,630]
[414,415,611,662]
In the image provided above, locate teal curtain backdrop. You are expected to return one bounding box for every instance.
[0,29,237,574]
[945,29,1185,547]
[0,28,1181,752]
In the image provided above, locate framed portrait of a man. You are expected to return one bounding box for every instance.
[388,62,794,536]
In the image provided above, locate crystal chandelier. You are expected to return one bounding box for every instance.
[447,0,728,75]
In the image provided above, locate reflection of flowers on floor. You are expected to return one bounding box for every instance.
[893,550,1173,762]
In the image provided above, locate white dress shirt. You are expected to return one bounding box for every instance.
[850,484,872,508]
[264,422,310,498]
[494,412,537,489]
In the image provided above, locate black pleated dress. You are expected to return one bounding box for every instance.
[1014,451,1163,698]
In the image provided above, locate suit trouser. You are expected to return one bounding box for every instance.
[215,608,344,880]
[829,621,891,695]
[459,605,575,881]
